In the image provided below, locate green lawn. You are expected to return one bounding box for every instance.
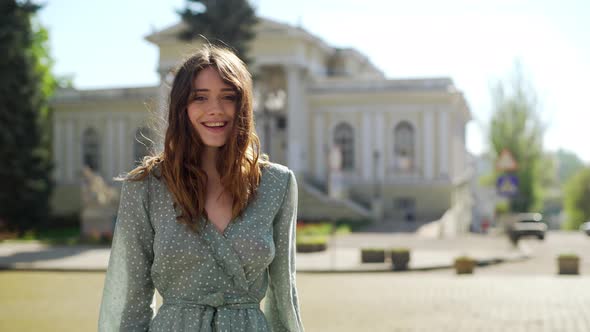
[0,271,106,332]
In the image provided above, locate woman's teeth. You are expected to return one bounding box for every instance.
[204,122,225,127]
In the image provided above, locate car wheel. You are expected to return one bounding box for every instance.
[538,234,545,240]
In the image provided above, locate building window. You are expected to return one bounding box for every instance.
[134,127,154,165]
[82,127,100,171]
[394,121,415,171]
[333,122,354,170]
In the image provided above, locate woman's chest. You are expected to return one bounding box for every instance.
[150,191,278,272]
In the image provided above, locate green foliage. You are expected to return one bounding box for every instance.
[555,149,585,185]
[488,62,545,213]
[562,168,590,230]
[334,217,372,231]
[361,248,386,253]
[178,0,258,64]
[558,253,579,259]
[454,256,475,262]
[390,248,410,254]
[478,172,496,186]
[0,1,54,235]
[296,235,328,245]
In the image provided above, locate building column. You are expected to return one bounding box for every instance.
[314,112,325,179]
[439,111,449,177]
[117,118,127,174]
[106,117,115,181]
[374,112,385,181]
[53,118,64,184]
[157,69,173,152]
[285,65,306,175]
[423,111,434,180]
[65,119,75,183]
[362,111,373,181]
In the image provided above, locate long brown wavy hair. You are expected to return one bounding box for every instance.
[125,45,268,233]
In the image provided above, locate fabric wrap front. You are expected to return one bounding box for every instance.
[98,162,305,332]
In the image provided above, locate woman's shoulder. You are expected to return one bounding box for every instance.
[260,161,293,179]
[259,162,296,193]
[119,162,162,193]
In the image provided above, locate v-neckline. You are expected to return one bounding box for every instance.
[204,214,235,237]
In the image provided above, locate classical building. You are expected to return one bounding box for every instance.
[51,18,473,232]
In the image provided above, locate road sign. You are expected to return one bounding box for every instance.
[496,149,518,172]
[496,174,519,197]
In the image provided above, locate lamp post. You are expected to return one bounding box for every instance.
[255,89,286,156]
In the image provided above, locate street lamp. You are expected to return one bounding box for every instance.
[254,88,286,155]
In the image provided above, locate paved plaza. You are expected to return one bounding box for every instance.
[295,273,590,332]
[1,231,589,331]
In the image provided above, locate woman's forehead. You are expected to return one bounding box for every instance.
[193,67,236,90]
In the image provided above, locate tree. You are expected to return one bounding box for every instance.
[555,149,585,185]
[178,0,258,64]
[488,62,545,213]
[563,168,590,230]
[0,1,55,235]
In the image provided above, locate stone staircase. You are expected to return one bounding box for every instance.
[297,179,372,221]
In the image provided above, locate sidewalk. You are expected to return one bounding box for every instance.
[0,232,530,272]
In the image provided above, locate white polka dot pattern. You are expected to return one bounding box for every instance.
[98,162,304,331]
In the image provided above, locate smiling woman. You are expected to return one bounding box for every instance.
[97,45,305,331]
[187,67,237,149]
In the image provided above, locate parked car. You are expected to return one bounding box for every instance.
[508,213,547,241]
[580,222,590,236]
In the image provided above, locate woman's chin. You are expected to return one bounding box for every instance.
[202,141,227,149]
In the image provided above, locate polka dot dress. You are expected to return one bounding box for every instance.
[98,163,304,331]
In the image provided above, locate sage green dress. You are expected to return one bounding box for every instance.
[98,163,304,332]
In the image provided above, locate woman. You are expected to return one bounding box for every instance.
[98,45,304,331]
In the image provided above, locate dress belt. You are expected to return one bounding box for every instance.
[163,292,260,310]
[164,298,260,310]
[162,296,261,331]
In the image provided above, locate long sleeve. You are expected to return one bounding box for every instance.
[98,178,155,332]
[264,170,305,332]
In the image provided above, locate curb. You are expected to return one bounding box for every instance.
[297,252,531,274]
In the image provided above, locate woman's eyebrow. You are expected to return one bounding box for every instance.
[191,88,236,92]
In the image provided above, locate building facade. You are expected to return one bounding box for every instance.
[51,18,472,231]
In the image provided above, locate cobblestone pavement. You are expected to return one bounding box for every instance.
[294,273,590,332]
[471,231,590,275]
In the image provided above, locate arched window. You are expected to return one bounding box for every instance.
[394,121,415,171]
[82,127,100,171]
[134,127,154,165]
[333,122,355,170]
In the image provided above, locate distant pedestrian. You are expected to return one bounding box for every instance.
[482,218,490,234]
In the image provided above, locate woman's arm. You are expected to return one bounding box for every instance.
[264,169,305,332]
[98,178,155,332]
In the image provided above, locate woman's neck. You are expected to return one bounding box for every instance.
[201,147,220,179]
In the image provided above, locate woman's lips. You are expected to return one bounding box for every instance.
[201,122,228,133]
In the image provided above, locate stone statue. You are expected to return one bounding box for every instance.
[80,166,120,242]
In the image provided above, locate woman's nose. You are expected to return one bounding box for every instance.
[207,99,224,114]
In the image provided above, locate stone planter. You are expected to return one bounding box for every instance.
[558,255,579,275]
[454,256,475,274]
[361,249,386,263]
[390,249,410,271]
[296,242,327,253]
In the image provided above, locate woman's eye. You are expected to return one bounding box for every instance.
[193,96,206,102]
[223,95,237,102]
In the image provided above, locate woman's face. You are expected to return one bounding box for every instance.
[187,66,238,149]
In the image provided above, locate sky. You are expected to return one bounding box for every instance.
[38,0,590,163]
